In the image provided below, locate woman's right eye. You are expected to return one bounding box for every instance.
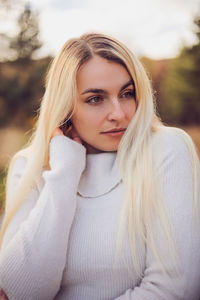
[86,96,103,105]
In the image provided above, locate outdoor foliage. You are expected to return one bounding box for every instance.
[0,4,199,211]
[10,4,42,61]
[0,170,6,212]
[0,1,49,127]
[0,58,51,127]
[159,17,200,125]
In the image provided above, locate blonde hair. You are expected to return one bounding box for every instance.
[0,33,199,277]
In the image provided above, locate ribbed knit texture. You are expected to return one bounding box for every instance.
[0,129,200,300]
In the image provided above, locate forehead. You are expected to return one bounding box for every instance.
[77,55,131,92]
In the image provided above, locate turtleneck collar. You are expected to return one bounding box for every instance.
[77,152,122,198]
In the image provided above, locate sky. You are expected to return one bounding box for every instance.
[2,0,200,60]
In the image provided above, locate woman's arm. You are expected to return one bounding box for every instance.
[0,135,86,300]
[115,130,200,300]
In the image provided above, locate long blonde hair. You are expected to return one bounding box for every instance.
[0,32,199,277]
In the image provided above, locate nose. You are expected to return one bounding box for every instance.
[107,99,126,121]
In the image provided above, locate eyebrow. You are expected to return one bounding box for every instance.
[81,79,134,95]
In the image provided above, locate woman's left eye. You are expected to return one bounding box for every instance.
[121,90,135,99]
[86,96,103,105]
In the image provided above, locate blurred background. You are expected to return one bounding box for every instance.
[0,0,200,210]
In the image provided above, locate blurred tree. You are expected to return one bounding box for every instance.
[0,1,48,128]
[9,3,42,61]
[140,57,170,116]
[0,169,6,211]
[160,16,200,125]
[0,0,25,61]
[0,0,16,9]
[0,58,51,127]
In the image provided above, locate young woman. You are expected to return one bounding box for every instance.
[0,32,200,300]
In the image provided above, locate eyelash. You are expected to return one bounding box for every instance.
[86,96,104,105]
[121,90,135,99]
[86,90,135,105]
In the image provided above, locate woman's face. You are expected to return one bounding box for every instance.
[71,55,137,153]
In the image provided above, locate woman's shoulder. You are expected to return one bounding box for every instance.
[6,154,28,186]
[152,126,194,150]
[11,155,27,173]
[9,153,44,193]
[151,126,198,166]
[10,145,34,173]
[152,125,190,143]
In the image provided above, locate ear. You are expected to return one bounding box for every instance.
[66,119,72,127]
[59,118,72,132]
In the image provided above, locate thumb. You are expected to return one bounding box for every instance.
[0,289,8,300]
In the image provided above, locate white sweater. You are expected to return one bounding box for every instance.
[0,127,200,300]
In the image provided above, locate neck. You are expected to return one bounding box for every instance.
[84,141,104,154]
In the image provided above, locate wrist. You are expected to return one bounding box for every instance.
[49,135,86,172]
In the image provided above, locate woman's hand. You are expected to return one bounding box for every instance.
[0,289,8,300]
[51,125,82,145]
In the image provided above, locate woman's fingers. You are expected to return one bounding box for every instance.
[0,289,8,300]
[51,124,82,145]
[70,127,82,144]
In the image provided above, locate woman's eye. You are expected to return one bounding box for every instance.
[86,96,103,105]
[121,90,135,99]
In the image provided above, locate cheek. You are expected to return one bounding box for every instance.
[125,101,137,121]
[72,109,102,132]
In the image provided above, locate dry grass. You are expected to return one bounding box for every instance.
[0,127,30,212]
[0,127,30,170]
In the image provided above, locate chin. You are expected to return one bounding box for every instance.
[97,143,119,152]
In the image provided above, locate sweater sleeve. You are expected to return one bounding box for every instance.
[0,135,86,300]
[115,129,200,300]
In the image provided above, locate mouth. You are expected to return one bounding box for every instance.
[100,128,126,137]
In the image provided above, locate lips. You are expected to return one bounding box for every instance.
[101,128,126,134]
[100,128,126,138]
